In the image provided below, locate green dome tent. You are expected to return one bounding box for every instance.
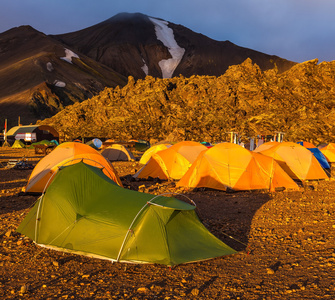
[17,162,235,266]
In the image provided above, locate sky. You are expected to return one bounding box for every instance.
[1,0,335,63]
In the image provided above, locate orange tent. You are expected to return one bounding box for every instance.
[177,143,299,192]
[25,142,122,193]
[253,141,279,152]
[139,143,172,165]
[320,143,335,162]
[134,141,207,180]
[255,142,328,180]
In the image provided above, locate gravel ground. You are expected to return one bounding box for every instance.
[0,148,335,299]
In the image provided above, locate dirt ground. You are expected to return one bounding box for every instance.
[0,148,334,299]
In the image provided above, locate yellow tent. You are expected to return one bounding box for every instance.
[25,142,122,193]
[139,143,172,165]
[134,141,207,180]
[255,142,328,180]
[320,143,335,162]
[177,143,299,192]
[101,144,135,161]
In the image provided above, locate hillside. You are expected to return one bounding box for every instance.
[53,13,296,79]
[0,26,127,126]
[39,58,335,144]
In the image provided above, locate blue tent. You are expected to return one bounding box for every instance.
[308,148,330,169]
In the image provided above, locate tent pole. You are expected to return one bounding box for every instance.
[116,202,150,262]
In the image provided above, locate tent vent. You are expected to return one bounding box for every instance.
[76,213,84,221]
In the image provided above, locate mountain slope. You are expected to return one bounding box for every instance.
[0,26,127,125]
[39,59,335,144]
[52,12,296,79]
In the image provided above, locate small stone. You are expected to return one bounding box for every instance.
[17,240,23,246]
[20,284,29,294]
[5,230,12,238]
[52,261,59,267]
[191,288,199,296]
[137,287,149,293]
[138,185,146,192]
[266,268,275,275]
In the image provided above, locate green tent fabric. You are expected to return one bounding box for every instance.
[17,162,236,266]
[29,140,57,149]
[12,140,25,148]
[134,140,150,152]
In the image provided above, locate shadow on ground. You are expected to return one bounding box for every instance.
[179,190,272,251]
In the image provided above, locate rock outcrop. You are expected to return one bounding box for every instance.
[40,58,335,144]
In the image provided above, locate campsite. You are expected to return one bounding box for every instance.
[0,145,335,299]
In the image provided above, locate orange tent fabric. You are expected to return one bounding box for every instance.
[139,143,172,165]
[134,141,207,180]
[25,142,122,193]
[320,143,335,162]
[177,143,299,192]
[297,141,316,148]
[255,142,328,180]
[253,141,280,152]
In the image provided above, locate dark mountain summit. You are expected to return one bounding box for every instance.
[52,12,296,79]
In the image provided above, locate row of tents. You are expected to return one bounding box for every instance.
[134,141,332,192]
[24,140,334,194]
[18,142,236,266]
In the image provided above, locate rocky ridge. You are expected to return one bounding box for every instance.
[39,58,335,144]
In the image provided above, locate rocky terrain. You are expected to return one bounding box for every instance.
[0,148,334,299]
[39,58,335,145]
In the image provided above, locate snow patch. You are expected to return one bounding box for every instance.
[46,62,54,72]
[60,48,79,64]
[141,58,149,76]
[149,17,185,78]
[53,80,66,88]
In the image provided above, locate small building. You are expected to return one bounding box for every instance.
[6,125,59,144]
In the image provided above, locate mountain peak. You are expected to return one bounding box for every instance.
[53,13,295,80]
[102,12,151,24]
